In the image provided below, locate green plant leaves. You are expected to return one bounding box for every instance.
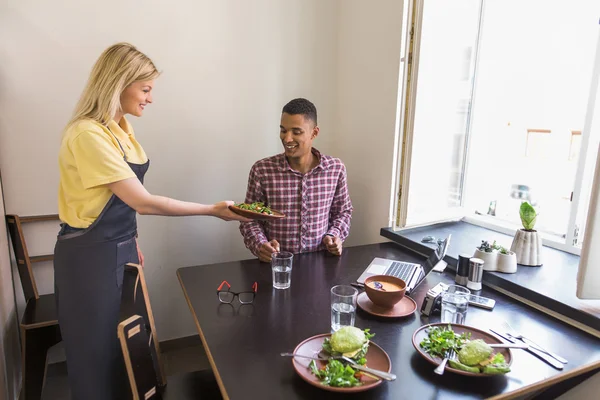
[519,202,537,230]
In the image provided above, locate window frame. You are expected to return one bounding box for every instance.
[393,0,600,259]
[394,0,484,229]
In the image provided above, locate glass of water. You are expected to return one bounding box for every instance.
[330,285,358,332]
[271,252,293,289]
[441,285,470,324]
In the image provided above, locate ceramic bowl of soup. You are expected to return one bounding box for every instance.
[364,275,406,308]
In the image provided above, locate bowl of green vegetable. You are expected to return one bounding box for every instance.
[291,327,392,393]
[412,323,513,377]
[229,202,285,220]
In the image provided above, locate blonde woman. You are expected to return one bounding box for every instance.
[54,43,249,400]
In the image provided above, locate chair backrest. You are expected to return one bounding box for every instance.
[5,215,38,301]
[121,263,166,386]
[118,315,163,400]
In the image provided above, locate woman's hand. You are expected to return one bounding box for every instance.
[211,201,252,222]
[135,237,144,267]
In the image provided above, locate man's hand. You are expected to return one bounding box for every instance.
[258,239,280,262]
[323,235,343,256]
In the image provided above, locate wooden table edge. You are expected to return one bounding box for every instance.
[176,269,230,400]
[487,360,600,400]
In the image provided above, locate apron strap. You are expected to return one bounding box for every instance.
[107,128,128,162]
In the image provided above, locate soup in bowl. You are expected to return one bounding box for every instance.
[364,275,406,308]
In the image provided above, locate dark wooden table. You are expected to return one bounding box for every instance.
[177,243,600,400]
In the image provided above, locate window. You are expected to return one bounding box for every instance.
[569,131,582,162]
[395,0,600,255]
[525,129,551,159]
[396,0,481,227]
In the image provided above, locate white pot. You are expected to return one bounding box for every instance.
[497,252,517,273]
[510,229,543,266]
[473,248,497,271]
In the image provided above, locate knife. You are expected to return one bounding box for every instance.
[489,329,564,370]
[506,333,568,364]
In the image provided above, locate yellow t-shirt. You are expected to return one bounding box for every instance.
[58,118,148,228]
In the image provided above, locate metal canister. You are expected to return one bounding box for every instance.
[467,257,484,291]
[455,254,471,286]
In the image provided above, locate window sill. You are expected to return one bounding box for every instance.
[380,221,600,332]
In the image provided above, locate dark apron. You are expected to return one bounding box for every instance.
[54,136,149,400]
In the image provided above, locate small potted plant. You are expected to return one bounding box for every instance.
[473,240,498,271]
[496,245,517,273]
[510,202,543,266]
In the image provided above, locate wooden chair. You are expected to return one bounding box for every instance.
[121,263,166,386]
[5,214,61,400]
[118,315,222,400]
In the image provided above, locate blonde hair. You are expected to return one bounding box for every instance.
[68,42,160,127]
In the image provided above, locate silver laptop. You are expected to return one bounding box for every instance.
[356,235,451,294]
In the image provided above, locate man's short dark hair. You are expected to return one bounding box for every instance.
[282,98,317,125]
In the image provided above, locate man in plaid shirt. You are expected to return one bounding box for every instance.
[239,98,353,262]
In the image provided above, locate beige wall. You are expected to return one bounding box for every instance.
[0,0,341,341]
[0,172,21,399]
[0,0,405,342]
[335,0,404,246]
[558,373,600,399]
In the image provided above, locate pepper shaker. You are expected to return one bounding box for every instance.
[455,254,470,286]
[467,258,485,291]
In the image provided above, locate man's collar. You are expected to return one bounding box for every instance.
[279,148,329,173]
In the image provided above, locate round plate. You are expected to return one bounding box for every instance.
[357,292,416,318]
[412,323,513,377]
[291,333,392,393]
[229,205,285,220]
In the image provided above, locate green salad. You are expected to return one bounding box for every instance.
[420,326,511,375]
[308,359,360,387]
[308,327,376,387]
[235,202,273,215]
[419,325,471,358]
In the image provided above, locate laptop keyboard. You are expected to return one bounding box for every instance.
[384,262,414,281]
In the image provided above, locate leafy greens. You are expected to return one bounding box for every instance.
[308,359,361,387]
[419,325,471,358]
[235,202,273,215]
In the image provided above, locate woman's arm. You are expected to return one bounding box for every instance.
[108,177,250,221]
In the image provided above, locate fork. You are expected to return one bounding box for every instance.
[434,350,455,375]
[502,321,568,364]
[280,353,397,381]
[339,356,397,381]
[280,352,343,361]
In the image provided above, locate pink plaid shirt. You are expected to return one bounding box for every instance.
[239,148,353,256]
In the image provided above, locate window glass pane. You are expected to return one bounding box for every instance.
[464,0,598,241]
[574,54,600,247]
[406,0,481,223]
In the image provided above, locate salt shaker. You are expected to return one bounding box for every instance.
[455,254,470,286]
[467,258,484,291]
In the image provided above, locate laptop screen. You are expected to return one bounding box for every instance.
[420,234,452,276]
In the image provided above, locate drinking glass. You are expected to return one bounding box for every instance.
[271,252,293,289]
[330,285,358,332]
[441,285,470,324]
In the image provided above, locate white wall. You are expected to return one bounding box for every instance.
[0,0,404,342]
[335,0,404,246]
[0,0,339,340]
[0,172,21,400]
